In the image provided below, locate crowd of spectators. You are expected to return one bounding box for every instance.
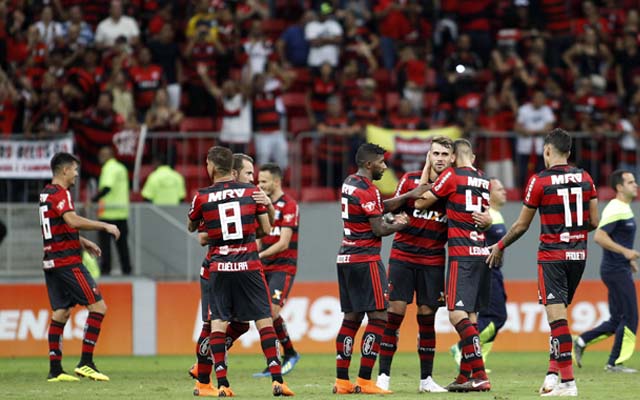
[1,0,640,195]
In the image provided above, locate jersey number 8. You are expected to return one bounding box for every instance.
[219,201,243,240]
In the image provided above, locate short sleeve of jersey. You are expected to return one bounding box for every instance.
[587,174,597,199]
[53,189,75,216]
[257,203,268,214]
[197,220,206,233]
[431,167,456,198]
[358,186,383,218]
[280,201,299,228]
[523,174,542,208]
[188,193,203,221]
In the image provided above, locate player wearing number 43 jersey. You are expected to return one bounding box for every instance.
[39,152,120,383]
[487,129,599,397]
[188,146,293,397]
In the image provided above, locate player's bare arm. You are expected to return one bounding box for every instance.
[383,184,430,213]
[587,198,600,232]
[257,213,272,237]
[62,211,120,240]
[369,213,409,237]
[486,205,536,268]
[187,218,201,233]
[198,232,208,246]
[80,236,102,258]
[414,190,437,210]
[594,228,640,261]
[258,227,292,258]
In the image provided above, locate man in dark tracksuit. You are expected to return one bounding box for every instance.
[574,170,639,372]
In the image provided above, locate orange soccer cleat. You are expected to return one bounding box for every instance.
[272,380,295,396]
[332,378,355,394]
[354,377,393,394]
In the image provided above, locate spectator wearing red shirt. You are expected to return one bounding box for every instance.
[562,26,612,83]
[374,0,419,69]
[447,0,494,65]
[386,98,427,130]
[129,47,164,119]
[342,9,379,74]
[395,46,429,113]
[538,0,574,68]
[441,34,483,106]
[25,90,69,137]
[351,78,383,129]
[0,75,20,135]
[306,62,337,127]
[575,0,611,42]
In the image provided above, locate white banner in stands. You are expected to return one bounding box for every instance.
[0,136,74,178]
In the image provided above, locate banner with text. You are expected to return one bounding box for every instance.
[155,280,640,355]
[0,136,74,179]
[366,126,462,195]
[0,283,132,357]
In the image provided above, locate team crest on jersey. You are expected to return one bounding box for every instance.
[57,200,66,210]
[362,201,377,212]
[283,213,295,223]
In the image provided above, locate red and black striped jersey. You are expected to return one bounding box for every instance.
[261,193,299,275]
[72,109,125,178]
[540,0,572,35]
[352,95,383,126]
[431,166,490,260]
[188,180,268,273]
[338,174,384,263]
[186,42,220,85]
[523,165,597,263]
[39,184,82,269]
[253,82,282,133]
[318,114,354,162]
[129,64,164,110]
[390,171,447,266]
[310,77,337,115]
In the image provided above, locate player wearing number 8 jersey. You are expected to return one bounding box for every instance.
[40,152,120,383]
[187,146,293,397]
[487,128,599,397]
[415,139,493,392]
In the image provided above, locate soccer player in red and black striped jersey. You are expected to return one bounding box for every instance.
[376,136,454,393]
[40,152,120,382]
[256,163,301,376]
[188,147,294,397]
[487,129,599,397]
[333,143,410,395]
[415,139,493,392]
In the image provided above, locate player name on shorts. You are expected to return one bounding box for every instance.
[207,188,246,202]
[565,251,586,261]
[215,261,249,271]
[469,246,490,256]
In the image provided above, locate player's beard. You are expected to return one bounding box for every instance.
[372,169,384,180]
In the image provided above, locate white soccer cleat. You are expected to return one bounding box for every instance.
[419,376,447,393]
[540,380,577,397]
[376,373,390,391]
[539,373,559,394]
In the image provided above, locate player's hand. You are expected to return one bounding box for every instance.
[104,223,121,240]
[622,248,640,261]
[419,151,432,184]
[82,239,102,258]
[393,212,410,226]
[486,244,503,268]
[472,208,492,230]
[631,259,639,273]
[252,189,272,206]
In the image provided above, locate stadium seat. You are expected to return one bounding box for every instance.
[288,116,312,135]
[179,117,215,132]
[373,69,391,91]
[300,187,338,202]
[282,92,308,117]
[385,92,400,112]
[291,68,312,91]
[262,19,287,40]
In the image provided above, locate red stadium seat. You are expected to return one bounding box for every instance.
[291,68,312,91]
[282,92,307,117]
[423,91,440,110]
[373,69,391,91]
[300,187,338,202]
[262,19,288,40]
[179,117,215,132]
[385,92,400,112]
[288,116,312,135]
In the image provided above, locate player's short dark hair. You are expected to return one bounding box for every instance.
[232,153,253,173]
[610,169,630,191]
[355,143,386,167]
[431,136,454,150]
[453,138,473,155]
[544,128,571,154]
[260,162,282,179]
[207,146,233,175]
[50,152,80,175]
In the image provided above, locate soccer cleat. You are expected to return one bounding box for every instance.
[376,373,390,390]
[419,376,447,393]
[281,353,301,375]
[217,385,235,397]
[193,381,218,397]
[355,377,393,394]
[445,375,471,392]
[468,378,491,392]
[74,363,109,381]
[332,378,355,394]
[539,373,559,394]
[573,337,585,368]
[253,366,271,378]
[272,381,294,396]
[47,371,80,382]
[540,380,577,397]
[605,364,638,373]
[189,364,198,380]
[450,343,462,366]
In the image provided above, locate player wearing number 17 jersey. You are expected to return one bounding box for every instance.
[487,128,599,397]
[187,146,293,397]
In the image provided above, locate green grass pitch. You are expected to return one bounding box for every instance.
[0,351,638,399]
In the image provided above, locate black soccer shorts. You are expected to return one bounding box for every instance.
[208,270,272,322]
[337,260,389,313]
[45,265,103,310]
[387,258,445,308]
[264,270,295,307]
[537,261,586,306]
[446,259,491,312]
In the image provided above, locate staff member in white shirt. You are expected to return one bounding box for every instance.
[305,3,342,70]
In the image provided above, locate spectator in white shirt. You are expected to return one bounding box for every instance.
[515,89,556,187]
[34,6,64,50]
[243,20,274,78]
[305,2,342,69]
[95,0,140,48]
